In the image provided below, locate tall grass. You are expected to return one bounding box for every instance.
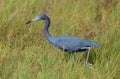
[0,0,120,79]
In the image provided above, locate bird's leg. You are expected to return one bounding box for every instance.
[62,53,69,62]
[70,53,75,63]
[62,45,67,61]
[86,47,93,69]
[70,53,76,67]
[81,47,93,69]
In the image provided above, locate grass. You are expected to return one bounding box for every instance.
[0,0,120,79]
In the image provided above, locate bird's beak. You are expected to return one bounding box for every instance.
[26,20,31,24]
[26,16,41,24]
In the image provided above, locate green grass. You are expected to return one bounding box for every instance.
[0,0,120,79]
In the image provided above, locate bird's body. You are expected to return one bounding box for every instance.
[48,36,99,53]
[26,14,100,68]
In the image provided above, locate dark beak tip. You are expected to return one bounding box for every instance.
[25,20,31,24]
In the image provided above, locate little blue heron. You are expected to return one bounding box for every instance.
[26,14,100,68]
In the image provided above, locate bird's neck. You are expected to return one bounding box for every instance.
[44,17,52,41]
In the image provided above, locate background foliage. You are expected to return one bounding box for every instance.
[0,0,120,79]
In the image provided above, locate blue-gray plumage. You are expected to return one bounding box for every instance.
[26,14,100,68]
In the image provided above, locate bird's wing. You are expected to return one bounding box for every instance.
[55,37,91,51]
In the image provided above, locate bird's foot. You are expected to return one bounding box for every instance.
[86,63,94,69]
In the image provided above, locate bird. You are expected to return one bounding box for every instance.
[26,14,100,68]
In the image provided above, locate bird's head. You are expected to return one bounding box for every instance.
[26,14,47,24]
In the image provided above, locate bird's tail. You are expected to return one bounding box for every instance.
[91,42,101,46]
